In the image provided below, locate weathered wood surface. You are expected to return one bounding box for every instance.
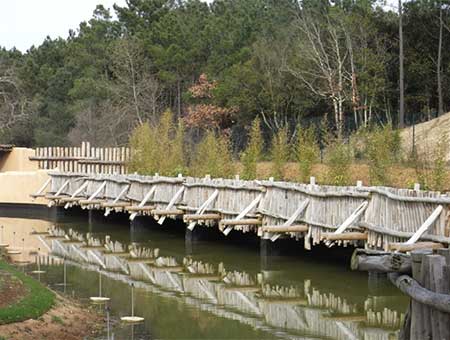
[32,142,130,174]
[354,248,450,340]
[351,249,412,273]
[389,242,444,252]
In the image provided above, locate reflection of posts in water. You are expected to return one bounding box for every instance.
[88,210,106,232]
[260,238,277,270]
[130,216,149,243]
[353,248,450,340]
[367,271,388,295]
[185,227,202,255]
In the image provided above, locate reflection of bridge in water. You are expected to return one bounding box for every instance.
[36,226,404,340]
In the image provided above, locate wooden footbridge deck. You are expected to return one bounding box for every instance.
[32,171,450,252]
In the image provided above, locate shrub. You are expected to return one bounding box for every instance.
[128,109,187,176]
[240,118,263,180]
[167,120,187,176]
[431,135,448,191]
[270,127,290,180]
[365,124,400,185]
[294,124,319,182]
[128,122,157,174]
[325,138,352,186]
[191,130,234,178]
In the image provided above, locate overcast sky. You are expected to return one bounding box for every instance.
[1,0,397,53]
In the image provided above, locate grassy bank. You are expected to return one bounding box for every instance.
[0,260,54,324]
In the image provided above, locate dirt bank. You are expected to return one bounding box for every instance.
[0,293,104,340]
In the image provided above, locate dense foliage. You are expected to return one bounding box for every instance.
[1,0,450,148]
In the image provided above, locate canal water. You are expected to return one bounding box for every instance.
[0,209,408,339]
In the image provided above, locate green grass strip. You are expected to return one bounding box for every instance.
[0,261,55,324]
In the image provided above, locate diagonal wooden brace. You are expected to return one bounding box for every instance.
[222,194,263,236]
[104,185,129,217]
[187,189,219,231]
[325,201,368,247]
[158,186,185,225]
[31,178,51,200]
[48,180,70,207]
[129,186,156,221]
[64,181,89,209]
[269,199,310,242]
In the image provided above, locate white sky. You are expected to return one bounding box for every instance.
[1,0,397,53]
[0,0,127,52]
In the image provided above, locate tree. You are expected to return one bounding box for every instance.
[287,8,350,136]
[295,124,319,182]
[185,74,235,131]
[0,60,35,144]
[399,0,405,127]
[191,130,234,178]
[270,126,289,180]
[240,117,263,180]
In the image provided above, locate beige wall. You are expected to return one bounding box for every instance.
[0,170,49,205]
[0,148,38,172]
[0,217,52,261]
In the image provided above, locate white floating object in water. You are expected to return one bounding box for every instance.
[31,270,46,274]
[90,296,110,303]
[121,283,144,323]
[7,250,21,255]
[120,316,144,323]
[89,270,109,304]
[14,260,30,264]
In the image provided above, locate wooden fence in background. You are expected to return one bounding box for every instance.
[30,142,130,174]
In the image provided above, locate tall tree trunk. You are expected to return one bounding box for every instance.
[177,79,182,118]
[438,2,444,117]
[399,0,405,128]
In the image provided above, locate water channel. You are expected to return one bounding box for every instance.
[0,208,408,339]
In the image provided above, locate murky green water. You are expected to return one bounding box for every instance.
[1,209,408,339]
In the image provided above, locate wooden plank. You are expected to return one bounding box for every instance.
[262,225,309,233]
[152,209,184,216]
[322,232,368,241]
[184,214,221,222]
[219,218,261,226]
[127,206,155,212]
[389,242,444,252]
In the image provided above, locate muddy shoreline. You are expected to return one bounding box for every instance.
[0,291,104,340]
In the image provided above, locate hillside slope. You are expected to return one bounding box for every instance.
[401,112,450,161]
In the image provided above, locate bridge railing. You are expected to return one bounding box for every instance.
[30,141,130,174]
[40,171,450,252]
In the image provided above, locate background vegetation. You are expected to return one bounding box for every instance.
[1,0,450,189]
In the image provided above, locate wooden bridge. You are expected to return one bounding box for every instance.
[32,170,450,252]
